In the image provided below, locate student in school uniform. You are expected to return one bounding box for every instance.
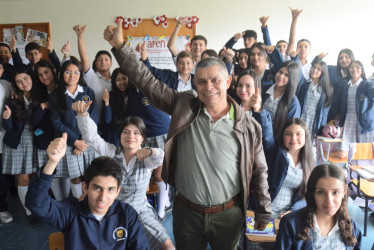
[262,60,301,137]
[73,100,174,250]
[328,61,374,159]
[275,164,362,249]
[34,59,70,201]
[49,60,98,199]
[25,133,150,250]
[2,67,41,226]
[101,68,132,147]
[0,57,13,224]
[297,60,333,138]
[74,24,112,118]
[137,42,195,92]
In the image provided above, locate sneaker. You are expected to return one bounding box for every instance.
[164,204,173,213]
[27,214,42,227]
[0,211,13,223]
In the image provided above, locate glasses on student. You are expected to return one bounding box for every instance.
[64,71,80,76]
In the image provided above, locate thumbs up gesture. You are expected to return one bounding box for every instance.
[2,105,11,119]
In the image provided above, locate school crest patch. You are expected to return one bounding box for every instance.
[113,227,127,241]
[142,97,149,106]
[82,95,90,103]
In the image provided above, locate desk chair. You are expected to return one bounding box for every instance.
[347,142,374,236]
[146,177,159,208]
[49,232,64,250]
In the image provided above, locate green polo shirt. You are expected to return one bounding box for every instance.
[175,104,241,205]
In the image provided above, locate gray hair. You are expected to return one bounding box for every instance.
[195,57,228,78]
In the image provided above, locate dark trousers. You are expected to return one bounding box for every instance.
[173,197,244,250]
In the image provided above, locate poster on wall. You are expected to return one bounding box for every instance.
[128,36,190,71]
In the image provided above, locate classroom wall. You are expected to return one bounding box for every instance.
[1,0,373,73]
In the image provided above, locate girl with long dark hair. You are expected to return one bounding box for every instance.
[275,164,361,249]
[50,60,98,199]
[297,60,333,137]
[2,68,40,226]
[262,60,301,137]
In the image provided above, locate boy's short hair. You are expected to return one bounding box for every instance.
[25,42,41,54]
[191,35,207,46]
[176,51,194,63]
[297,39,311,47]
[201,49,218,58]
[92,50,112,71]
[0,43,11,51]
[95,50,112,61]
[243,30,257,40]
[83,156,123,187]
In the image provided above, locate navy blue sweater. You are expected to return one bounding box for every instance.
[328,80,374,134]
[50,86,98,146]
[26,171,150,250]
[296,79,331,136]
[141,58,195,90]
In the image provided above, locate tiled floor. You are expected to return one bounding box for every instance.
[0,194,373,249]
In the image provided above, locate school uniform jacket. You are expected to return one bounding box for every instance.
[296,79,331,136]
[25,171,150,250]
[262,84,301,120]
[252,109,302,205]
[2,97,30,149]
[49,86,98,146]
[141,57,196,90]
[328,79,374,134]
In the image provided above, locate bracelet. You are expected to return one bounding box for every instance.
[145,147,153,156]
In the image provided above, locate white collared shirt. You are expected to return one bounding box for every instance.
[177,73,192,92]
[65,84,84,99]
[348,78,363,87]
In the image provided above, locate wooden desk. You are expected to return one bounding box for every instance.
[246,211,280,243]
[315,136,344,163]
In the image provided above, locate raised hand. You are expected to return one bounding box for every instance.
[136,42,147,60]
[47,133,67,165]
[103,19,124,50]
[102,89,110,106]
[47,37,53,53]
[317,52,329,59]
[61,41,71,56]
[73,25,87,36]
[259,16,270,28]
[71,100,92,116]
[9,36,17,51]
[2,105,11,119]
[176,17,187,26]
[233,32,243,41]
[290,7,303,19]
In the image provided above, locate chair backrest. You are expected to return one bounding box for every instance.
[49,232,64,250]
[348,143,374,164]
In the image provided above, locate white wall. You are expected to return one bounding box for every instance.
[1,0,373,74]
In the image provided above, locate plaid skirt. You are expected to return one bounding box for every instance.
[138,202,170,249]
[143,134,167,150]
[2,126,36,175]
[55,146,97,178]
